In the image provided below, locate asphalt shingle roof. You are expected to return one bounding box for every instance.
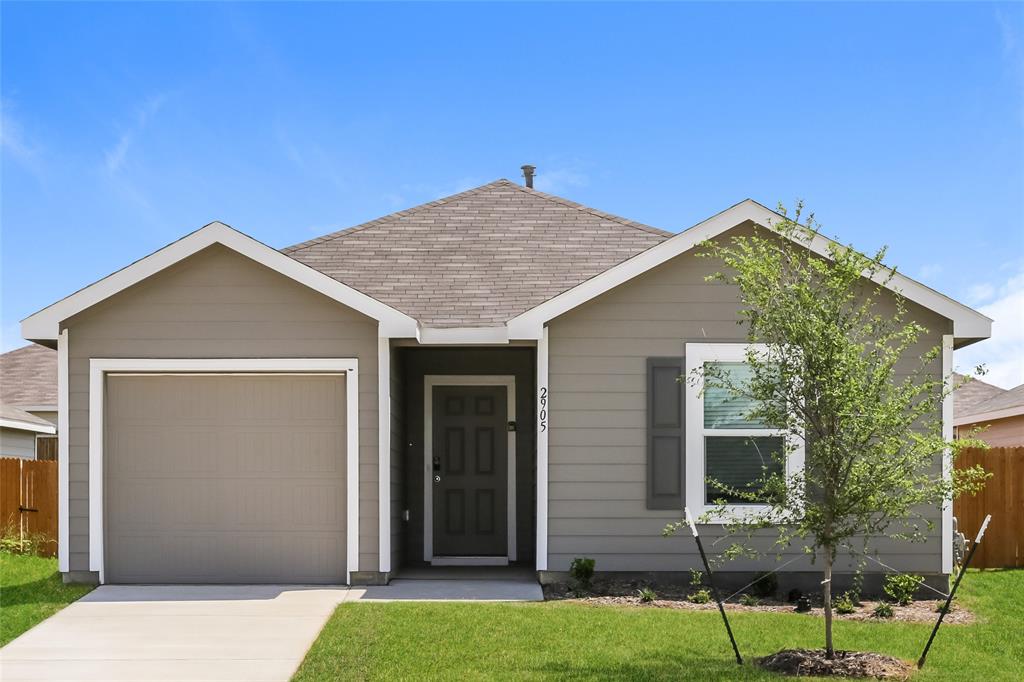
[961,382,1024,419]
[0,344,56,406]
[283,179,673,327]
[952,373,1008,417]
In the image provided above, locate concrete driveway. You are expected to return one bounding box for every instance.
[0,585,352,682]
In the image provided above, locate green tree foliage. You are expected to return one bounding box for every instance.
[666,203,987,657]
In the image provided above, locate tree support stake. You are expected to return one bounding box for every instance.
[685,507,743,665]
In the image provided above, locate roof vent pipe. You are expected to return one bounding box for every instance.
[521,164,536,189]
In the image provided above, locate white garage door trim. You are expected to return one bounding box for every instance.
[88,358,359,585]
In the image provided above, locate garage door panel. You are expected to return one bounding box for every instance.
[105,374,347,584]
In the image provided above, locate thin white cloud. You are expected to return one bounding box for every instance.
[532,167,589,194]
[1,101,44,176]
[916,263,943,282]
[103,93,169,174]
[954,265,1024,388]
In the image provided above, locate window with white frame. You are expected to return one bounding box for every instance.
[684,343,804,520]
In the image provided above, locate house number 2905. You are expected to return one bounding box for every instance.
[539,386,548,432]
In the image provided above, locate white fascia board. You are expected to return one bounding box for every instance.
[21,222,418,341]
[417,326,510,344]
[0,418,57,434]
[954,404,1024,426]
[507,199,992,342]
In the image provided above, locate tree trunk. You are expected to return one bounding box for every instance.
[823,551,834,658]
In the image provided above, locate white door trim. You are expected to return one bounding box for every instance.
[423,375,516,565]
[88,357,360,585]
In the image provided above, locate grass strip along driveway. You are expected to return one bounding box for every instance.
[294,569,1022,681]
[0,552,93,647]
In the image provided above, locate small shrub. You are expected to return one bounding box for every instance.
[0,528,48,555]
[884,573,923,606]
[935,599,955,614]
[638,587,657,603]
[873,602,894,618]
[834,592,856,615]
[688,588,711,604]
[751,571,778,598]
[794,596,812,613]
[739,593,760,607]
[569,557,596,589]
[689,568,704,587]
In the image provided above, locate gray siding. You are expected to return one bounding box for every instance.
[64,244,380,575]
[1,427,37,459]
[547,223,951,574]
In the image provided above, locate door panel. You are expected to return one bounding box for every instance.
[432,385,507,556]
[105,374,347,584]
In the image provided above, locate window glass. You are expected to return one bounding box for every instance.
[702,362,770,429]
[704,435,783,504]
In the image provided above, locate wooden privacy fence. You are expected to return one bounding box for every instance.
[954,447,1024,569]
[0,457,58,556]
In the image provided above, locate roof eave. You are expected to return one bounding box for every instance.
[21,222,420,343]
[507,199,993,344]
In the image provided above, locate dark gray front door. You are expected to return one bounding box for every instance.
[432,385,508,557]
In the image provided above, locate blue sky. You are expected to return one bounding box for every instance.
[2,2,1022,385]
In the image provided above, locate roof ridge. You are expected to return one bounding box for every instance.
[282,178,675,252]
[500,181,675,238]
[282,179,521,253]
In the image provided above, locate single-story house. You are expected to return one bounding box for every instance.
[1,344,59,459]
[953,374,1024,447]
[21,176,991,587]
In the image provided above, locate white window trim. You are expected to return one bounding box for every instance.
[422,375,516,565]
[88,358,359,584]
[684,342,805,523]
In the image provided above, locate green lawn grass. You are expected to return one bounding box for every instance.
[293,569,1023,681]
[0,552,93,647]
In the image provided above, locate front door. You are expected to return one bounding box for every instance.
[432,385,508,557]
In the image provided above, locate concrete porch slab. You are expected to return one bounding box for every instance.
[353,578,544,601]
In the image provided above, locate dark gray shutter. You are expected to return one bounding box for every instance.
[647,357,684,510]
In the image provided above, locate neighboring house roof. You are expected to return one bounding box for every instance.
[21,181,993,346]
[283,179,671,328]
[952,373,1007,417]
[0,344,57,407]
[0,402,57,434]
[955,377,1024,426]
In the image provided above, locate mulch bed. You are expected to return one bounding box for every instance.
[757,649,913,679]
[543,580,974,625]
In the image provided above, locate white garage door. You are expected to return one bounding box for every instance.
[104,373,347,584]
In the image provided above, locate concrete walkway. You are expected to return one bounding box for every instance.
[0,585,353,682]
[0,577,542,681]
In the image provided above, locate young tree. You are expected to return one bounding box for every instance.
[667,203,987,658]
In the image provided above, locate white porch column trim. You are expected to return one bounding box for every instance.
[536,326,549,571]
[942,334,954,574]
[378,336,391,575]
[57,329,69,572]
